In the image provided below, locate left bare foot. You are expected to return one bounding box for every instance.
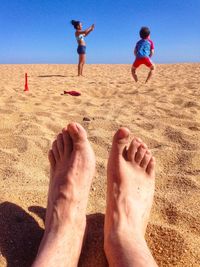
[32,122,95,267]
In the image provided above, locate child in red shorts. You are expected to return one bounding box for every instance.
[132,27,155,83]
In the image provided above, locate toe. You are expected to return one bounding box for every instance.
[62,127,73,157]
[127,138,141,161]
[52,140,60,161]
[111,127,130,156]
[135,145,147,164]
[57,133,64,158]
[146,157,156,177]
[135,137,147,149]
[135,137,142,143]
[67,122,87,143]
[140,150,152,169]
[48,149,56,168]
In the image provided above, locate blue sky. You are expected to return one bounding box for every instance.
[0,0,200,64]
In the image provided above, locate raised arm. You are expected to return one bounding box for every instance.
[77,24,95,36]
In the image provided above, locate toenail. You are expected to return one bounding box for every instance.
[117,128,129,139]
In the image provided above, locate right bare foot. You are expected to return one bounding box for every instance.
[32,122,95,267]
[104,127,158,267]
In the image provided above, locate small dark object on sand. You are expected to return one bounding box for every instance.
[64,90,81,96]
[83,117,91,122]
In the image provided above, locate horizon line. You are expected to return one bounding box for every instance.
[0,61,200,65]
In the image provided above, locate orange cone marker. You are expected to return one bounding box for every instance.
[24,73,29,91]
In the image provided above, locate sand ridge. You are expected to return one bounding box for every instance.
[0,64,200,266]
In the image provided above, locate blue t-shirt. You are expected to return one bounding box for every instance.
[135,39,154,58]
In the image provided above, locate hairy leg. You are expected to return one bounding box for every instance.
[104,127,158,267]
[32,123,95,267]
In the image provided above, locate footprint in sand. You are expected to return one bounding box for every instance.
[157,196,179,225]
[16,123,41,136]
[0,136,27,153]
[172,175,199,191]
[137,122,154,131]
[0,108,13,114]
[188,126,200,131]
[1,167,17,181]
[184,101,199,108]
[164,127,197,151]
[172,98,184,105]
[35,111,51,118]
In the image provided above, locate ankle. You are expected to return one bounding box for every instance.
[104,227,146,253]
[105,233,157,267]
[105,223,144,243]
[45,212,86,238]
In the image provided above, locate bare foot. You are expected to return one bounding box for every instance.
[104,127,158,267]
[32,122,95,267]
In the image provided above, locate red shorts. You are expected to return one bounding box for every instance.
[132,57,153,68]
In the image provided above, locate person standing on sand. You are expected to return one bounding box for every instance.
[132,27,155,83]
[32,122,158,267]
[71,20,95,76]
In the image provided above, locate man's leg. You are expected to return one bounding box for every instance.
[32,122,95,267]
[145,64,155,83]
[104,127,158,267]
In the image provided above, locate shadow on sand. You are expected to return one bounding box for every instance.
[0,202,107,267]
[37,75,79,78]
[38,75,67,78]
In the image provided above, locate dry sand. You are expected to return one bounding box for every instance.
[0,63,200,266]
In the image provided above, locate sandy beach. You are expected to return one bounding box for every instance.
[0,63,200,266]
